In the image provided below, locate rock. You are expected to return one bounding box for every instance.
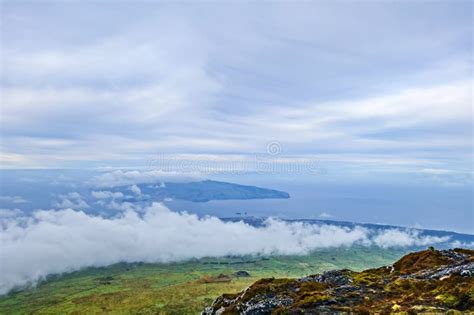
[439,249,471,263]
[199,273,232,283]
[203,248,474,314]
[234,271,251,277]
[240,295,293,314]
[416,261,474,279]
[96,276,114,285]
[299,269,353,286]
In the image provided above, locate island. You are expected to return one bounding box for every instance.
[123,180,290,202]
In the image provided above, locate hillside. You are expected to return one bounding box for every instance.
[204,248,474,314]
[0,248,405,314]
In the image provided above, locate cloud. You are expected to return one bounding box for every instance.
[0,208,23,218]
[129,185,142,196]
[0,3,471,175]
[0,203,453,295]
[102,201,140,212]
[450,240,474,248]
[319,212,333,219]
[53,192,89,210]
[372,229,450,248]
[91,191,124,200]
[417,168,473,187]
[242,80,472,151]
[1,11,221,166]
[0,196,28,204]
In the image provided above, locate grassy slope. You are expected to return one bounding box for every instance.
[0,247,407,314]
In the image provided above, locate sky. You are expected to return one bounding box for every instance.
[1,1,472,179]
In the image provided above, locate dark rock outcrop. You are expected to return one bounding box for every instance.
[234,271,251,278]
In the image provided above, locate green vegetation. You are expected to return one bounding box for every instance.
[205,248,474,314]
[0,247,406,314]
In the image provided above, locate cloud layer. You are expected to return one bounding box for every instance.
[1,2,472,178]
[0,203,450,295]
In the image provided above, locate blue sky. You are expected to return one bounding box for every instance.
[0,1,472,187]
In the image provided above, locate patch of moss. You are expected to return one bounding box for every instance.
[298,281,326,294]
[436,293,460,307]
[392,250,452,274]
[352,270,383,287]
[240,278,295,303]
[296,293,331,307]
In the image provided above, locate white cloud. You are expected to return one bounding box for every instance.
[91,191,124,200]
[103,201,139,212]
[319,212,333,219]
[129,185,142,196]
[5,79,469,174]
[372,229,450,248]
[450,240,474,248]
[0,4,471,174]
[1,16,221,166]
[0,203,452,295]
[242,80,472,148]
[53,192,89,210]
[0,196,28,204]
[417,168,473,186]
[420,168,456,175]
[0,208,23,218]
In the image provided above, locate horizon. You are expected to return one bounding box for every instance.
[2,2,472,174]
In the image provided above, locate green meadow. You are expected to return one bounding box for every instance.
[0,247,408,314]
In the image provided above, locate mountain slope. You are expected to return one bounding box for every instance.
[0,248,407,314]
[204,248,474,314]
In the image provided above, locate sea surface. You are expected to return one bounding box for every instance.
[0,169,472,233]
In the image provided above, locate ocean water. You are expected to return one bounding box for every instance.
[166,175,473,233]
[0,169,472,234]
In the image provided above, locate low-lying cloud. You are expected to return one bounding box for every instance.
[372,229,449,248]
[52,192,90,210]
[0,203,450,295]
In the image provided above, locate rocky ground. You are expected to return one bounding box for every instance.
[203,248,474,314]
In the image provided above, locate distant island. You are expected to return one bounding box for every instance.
[122,180,290,202]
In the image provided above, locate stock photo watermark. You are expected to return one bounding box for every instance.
[146,142,326,175]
